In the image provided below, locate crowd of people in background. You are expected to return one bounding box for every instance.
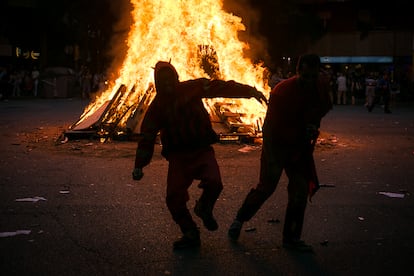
[0,64,108,101]
[324,68,404,113]
[0,66,37,100]
[265,64,409,114]
[275,63,414,115]
[1,61,411,110]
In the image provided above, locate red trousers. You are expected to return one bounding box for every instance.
[235,142,315,242]
[166,146,223,233]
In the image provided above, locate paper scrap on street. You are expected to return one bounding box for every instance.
[15,196,47,202]
[0,230,31,238]
[378,192,405,198]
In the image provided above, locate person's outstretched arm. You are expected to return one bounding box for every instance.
[182,78,267,105]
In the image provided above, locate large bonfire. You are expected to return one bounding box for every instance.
[69,0,270,141]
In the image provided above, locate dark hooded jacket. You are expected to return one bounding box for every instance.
[262,74,332,200]
[263,75,332,146]
[134,61,259,168]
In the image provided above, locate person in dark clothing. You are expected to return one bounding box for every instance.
[132,61,267,250]
[376,72,392,113]
[228,54,332,252]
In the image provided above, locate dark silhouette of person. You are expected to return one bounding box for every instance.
[228,54,332,252]
[132,61,267,250]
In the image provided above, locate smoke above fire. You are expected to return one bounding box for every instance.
[73,0,271,134]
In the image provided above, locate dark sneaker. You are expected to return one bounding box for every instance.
[282,239,313,252]
[228,220,243,241]
[194,200,218,231]
[173,229,201,250]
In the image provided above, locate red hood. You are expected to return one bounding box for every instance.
[154,61,179,91]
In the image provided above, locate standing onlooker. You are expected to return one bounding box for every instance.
[376,72,392,113]
[390,79,400,108]
[81,68,92,99]
[0,66,10,100]
[365,73,377,112]
[227,54,332,252]
[22,70,33,96]
[268,68,284,89]
[12,70,23,97]
[350,73,364,105]
[31,66,40,97]
[328,70,336,104]
[336,72,347,105]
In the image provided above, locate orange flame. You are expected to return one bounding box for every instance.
[74,0,270,133]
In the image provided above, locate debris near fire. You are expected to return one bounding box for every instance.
[62,83,154,142]
[208,101,263,143]
[59,84,263,144]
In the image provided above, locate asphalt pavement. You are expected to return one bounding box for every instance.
[1,97,413,276]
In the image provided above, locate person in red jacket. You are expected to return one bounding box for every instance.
[228,54,332,252]
[132,61,267,250]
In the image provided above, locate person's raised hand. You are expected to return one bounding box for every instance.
[252,88,268,106]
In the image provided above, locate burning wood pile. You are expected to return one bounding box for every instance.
[61,0,270,143]
[63,82,263,143]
